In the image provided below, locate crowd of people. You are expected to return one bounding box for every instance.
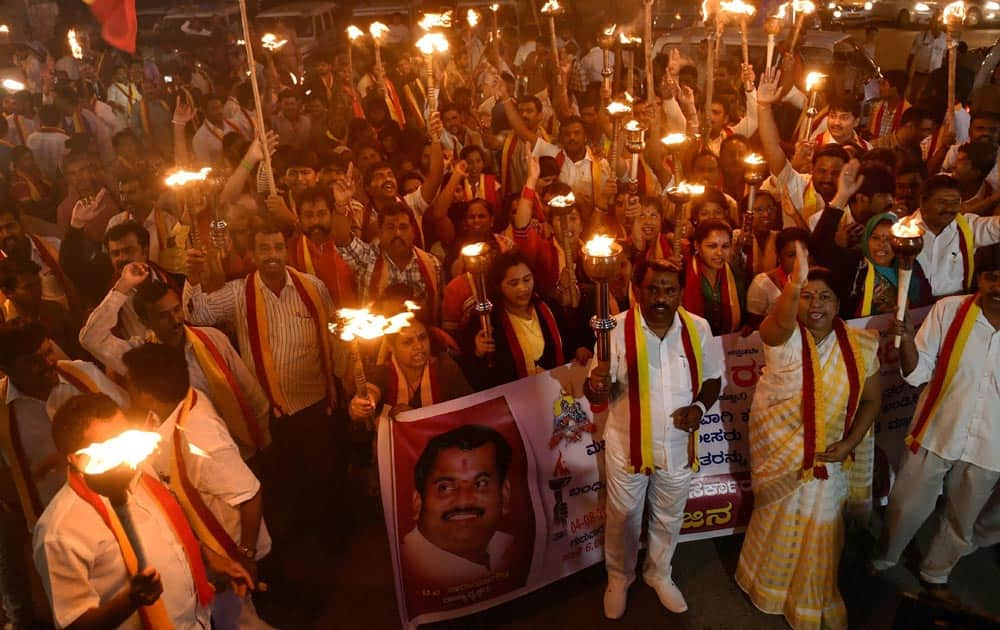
[0,5,997,629]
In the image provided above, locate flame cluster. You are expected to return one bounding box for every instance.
[890,222,924,238]
[805,71,825,91]
[606,101,632,116]
[584,235,616,257]
[332,301,420,341]
[261,33,288,51]
[165,167,212,187]
[346,25,365,41]
[418,11,453,30]
[548,193,576,208]
[416,32,449,54]
[541,0,564,14]
[369,22,390,40]
[76,430,162,475]
[461,242,487,257]
[661,133,688,146]
[720,0,757,16]
[672,182,706,195]
[68,29,83,60]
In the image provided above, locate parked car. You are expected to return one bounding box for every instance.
[256,2,339,60]
[962,0,1000,25]
[821,0,939,26]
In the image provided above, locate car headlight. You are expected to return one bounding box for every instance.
[987,1,1000,9]
[864,1,873,8]
[914,2,931,11]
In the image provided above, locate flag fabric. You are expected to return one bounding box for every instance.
[84,0,137,54]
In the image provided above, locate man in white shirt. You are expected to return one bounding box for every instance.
[122,343,271,629]
[875,244,1000,601]
[908,21,948,99]
[6,91,37,146]
[533,116,611,214]
[0,205,70,305]
[79,264,271,459]
[581,43,613,86]
[897,174,1000,297]
[106,169,180,267]
[192,94,238,166]
[106,65,141,130]
[401,424,516,587]
[586,259,722,619]
[34,393,252,630]
[25,105,68,181]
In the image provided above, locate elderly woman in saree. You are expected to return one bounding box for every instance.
[735,244,883,630]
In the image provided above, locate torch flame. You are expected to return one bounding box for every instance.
[603,24,617,36]
[943,0,966,22]
[606,101,632,115]
[347,25,365,41]
[369,22,390,40]
[890,222,924,238]
[541,0,563,14]
[461,242,488,257]
[331,302,420,341]
[418,11,453,30]
[416,33,450,54]
[165,167,212,187]
[467,9,481,27]
[0,25,9,34]
[702,0,720,21]
[584,235,616,257]
[548,193,576,208]
[624,119,643,132]
[661,133,687,146]
[618,32,641,46]
[76,430,162,475]
[720,0,757,16]
[674,182,706,195]
[490,3,500,11]
[805,71,825,91]
[261,33,288,51]
[793,0,816,13]
[68,29,83,60]
[744,153,765,165]
[624,91,634,103]
[2,79,24,92]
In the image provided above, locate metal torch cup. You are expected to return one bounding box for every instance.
[581,241,623,363]
[462,247,494,339]
[598,30,616,95]
[624,124,645,191]
[743,158,769,227]
[889,231,924,348]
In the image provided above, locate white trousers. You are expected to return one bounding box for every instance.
[603,435,691,586]
[880,446,1000,583]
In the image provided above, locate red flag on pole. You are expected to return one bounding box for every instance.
[83,0,137,54]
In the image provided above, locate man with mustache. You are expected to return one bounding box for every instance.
[586,259,722,619]
[401,424,514,587]
[0,206,72,309]
[896,174,1000,297]
[286,185,356,307]
[106,169,180,268]
[808,94,872,151]
[78,265,271,460]
[930,110,1000,179]
[757,72,851,228]
[875,244,1000,603]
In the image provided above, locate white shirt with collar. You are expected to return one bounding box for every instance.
[904,295,1000,471]
[898,211,1000,296]
[581,46,613,85]
[149,390,271,558]
[6,114,36,145]
[762,162,824,228]
[602,308,723,472]
[33,476,211,630]
[554,147,611,209]
[22,234,67,305]
[910,31,947,73]
[192,120,226,165]
[107,209,179,267]
[25,128,68,181]
[401,526,514,585]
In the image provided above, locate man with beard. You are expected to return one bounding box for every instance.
[0,205,72,308]
[78,265,271,459]
[192,94,240,166]
[929,110,1000,177]
[809,162,895,233]
[287,185,357,306]
[808,93,872,151]
[585,259,722,618]
[336,202,443,324]
[358,111,445,251]
[272,90,311,150]
[894,164,925,216]
[400,424,515,587]
[757,72,850,228]
[106,169,179,267]
[875,244,1000,603]
[897,174,1000,297]
[272,149,319,218]
[951,142,1000,214]
[56,151,118,239]
[489,86,554,197]
[184,220,338,540]
[440,101,484,160]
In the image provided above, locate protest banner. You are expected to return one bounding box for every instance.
[378,308,929,628]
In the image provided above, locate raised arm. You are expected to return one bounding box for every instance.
[759,241,808,346]
[421,112,446,207]
[172,96,195,167]
[755,70,789,177]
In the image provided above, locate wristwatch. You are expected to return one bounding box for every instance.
[692,401,707,416]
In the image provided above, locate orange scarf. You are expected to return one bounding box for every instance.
[289,235,356,307]
[68,470,214,629]
[244,270,335,415]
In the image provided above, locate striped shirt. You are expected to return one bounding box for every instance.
[183,270,335,415]
[337,237,443,308]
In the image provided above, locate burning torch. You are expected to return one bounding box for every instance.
[624,119,646,189]
[77,430,164,569]
[661,133,689,184]
[667,182,705,258]
[598,24,617,96]
[540,0,565,84]
[943,2,965,116]
[618,31,643,97]
[606,100,632,183]
[415,33,449,122]
[889,222,924,348]
[720,0,756,92]
[2,78,24,92]
[237,0,277,194]
[582,235,622,362]
[764,12,784,78]
[346,25,364,86]
[490,3,500,43]
[740,154,768,268]
[68,28,83,60]
[800,71,825,142]
[461,242,494,364]
[786,0,816,53]
[370,21,390,96]
[548,193,580,308]
[165,167,212,247]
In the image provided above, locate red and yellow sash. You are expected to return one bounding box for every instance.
[204,121,224,142]
[955,214,975,290]
[289,235,356,306]
[623,306,704,474]
[554,152,602,208]
[682,258,741,333]
[385,356,440,408]
[799,319,865,480]
[28,234,71,302]
[869,100,910,137]
[244,269,335,415]
[383,79,407,127]
[401,83,425,128]
[185,326,267,452]
[12,168,42,201]
[72,111,87,134]
[0,379,43,528]
[462,174,500,207]
[12,115,28,145]
[500,134,518,197]
[55,361,102,395]
[68,470,214,629]
[139,99,167,137]
[905,294,979,453]
[168,389,244,564]
[499,302,564,378]
[767,267,789,292]
[368,248,439,321]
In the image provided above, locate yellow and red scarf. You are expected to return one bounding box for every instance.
[401,81,426,128]
[368,248,439,320]
[68,469,214,629]
[185,326,267,452]
[289,235,356,306]
[385,356,440,408]
[554,151,603,207]
[799,319,865,480]
[383,79,407,127]
[624,306,704,474]
[0,378,43,528]
[955,214,975,291]
[167,389,245,564]
[682,258,740,333]
[462,174,500,207]
[905,294,979,453]
[244,269,336,415]
[12,168,43,202]
[498,301,564,378]
[55,361,101,395]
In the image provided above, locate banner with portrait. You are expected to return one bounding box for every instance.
[378,308,929,628]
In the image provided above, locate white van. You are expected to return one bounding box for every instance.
[257,2,339,59]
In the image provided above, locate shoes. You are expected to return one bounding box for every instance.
[919,579,961,606]
[603,576,634,620]
[645,577,688,613]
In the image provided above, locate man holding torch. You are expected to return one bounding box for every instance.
[585,258,722,619]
